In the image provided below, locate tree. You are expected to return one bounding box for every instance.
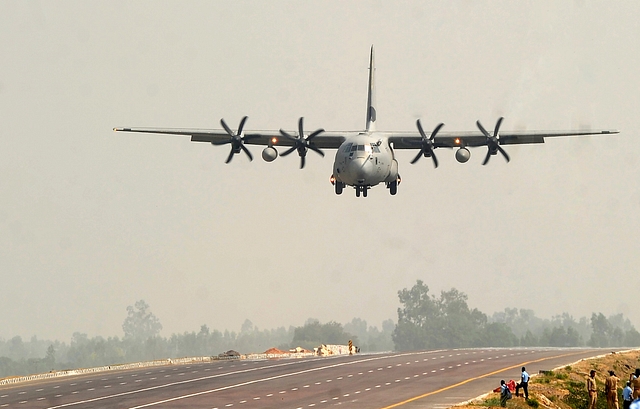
[291,320,356,350]
[122,300,163,342]
[477,323,518,347]
[624,328,640,346]
[588,313,613,347]
[437,288,487,347]
[520,330,537,346]
[392,280,438,350]
[393,281,516,350]
[44,344,55,369]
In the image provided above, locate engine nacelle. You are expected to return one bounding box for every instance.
[455,147,470,163]
[262,147,278,162]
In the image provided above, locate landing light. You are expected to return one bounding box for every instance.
[454,138,461,145]
[330,175,336,185]
[271,137,278,144]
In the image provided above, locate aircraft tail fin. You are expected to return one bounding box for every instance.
[366,45,376,132]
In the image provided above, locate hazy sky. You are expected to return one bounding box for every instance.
[1,1,638,342]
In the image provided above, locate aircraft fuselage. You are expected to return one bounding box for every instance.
[332,133,398,195]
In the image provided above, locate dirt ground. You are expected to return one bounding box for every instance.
[455,349,640,409]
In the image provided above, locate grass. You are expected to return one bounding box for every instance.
[526,398,539,408]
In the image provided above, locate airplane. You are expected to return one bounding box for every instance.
[114,46,618,198]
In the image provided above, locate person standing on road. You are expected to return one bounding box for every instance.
[623,381,633,409]
[588,370,598,409]
[515,367,530,399]
[606,370,620,409]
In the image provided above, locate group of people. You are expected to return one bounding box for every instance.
[588,368,640,409]
[499,367,530,407]
[499,366,640,409]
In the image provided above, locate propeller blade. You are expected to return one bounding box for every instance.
[493,116,504,137]
[410,150,423,164]
[237,116,248,135]
[482,150,492,166]
[430,122,445,140]
[307,128,325,141]
[298,117,304,138]
[240,144,253,161]
[497,145,510,162]
[431,153,439,168]
[476,120,491,138]
[225,149,235,164]
[416,119,427,139]
[279,129,297,141]
[220,118,234,136]
[300,155,306,169]
[309,146,325,157]
[281,146,297,156]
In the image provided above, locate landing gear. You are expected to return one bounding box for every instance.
[387,175,400,195]
[335,181,344,195]
[355,186,368,197]
[388,180,397,195]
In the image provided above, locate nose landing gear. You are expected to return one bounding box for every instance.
[355,185,368,197]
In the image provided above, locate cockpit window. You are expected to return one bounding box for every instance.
[344,143,353,152]
[350,145,357,151]
[357,145,365,151]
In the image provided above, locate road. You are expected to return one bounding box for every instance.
[0,348,621,409]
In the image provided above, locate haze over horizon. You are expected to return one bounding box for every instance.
[1,1,638,342]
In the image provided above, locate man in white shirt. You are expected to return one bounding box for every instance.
[516,366,530,399]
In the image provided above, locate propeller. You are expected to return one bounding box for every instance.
[211,116,258,163]
[279,117,325,169]
[410,120,444,168]
[476,116,510,165]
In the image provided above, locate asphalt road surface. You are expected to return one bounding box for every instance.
[0,348,623,409]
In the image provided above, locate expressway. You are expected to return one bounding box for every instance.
[0,348,621,409]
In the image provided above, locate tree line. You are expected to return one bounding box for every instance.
[393,280,640,350]
[0,300,393,378]
[2,281,640,378]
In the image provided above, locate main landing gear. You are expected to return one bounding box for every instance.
[386,175,400,196]
[387,180,397,195]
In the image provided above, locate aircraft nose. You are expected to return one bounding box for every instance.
[346,157,372,181]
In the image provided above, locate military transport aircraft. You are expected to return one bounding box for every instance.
[114,46,618,197]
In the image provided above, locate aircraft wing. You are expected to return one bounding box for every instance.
[113,127,347,149]
[389,129,619,149]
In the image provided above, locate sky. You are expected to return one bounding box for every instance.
[1,1,639,342]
